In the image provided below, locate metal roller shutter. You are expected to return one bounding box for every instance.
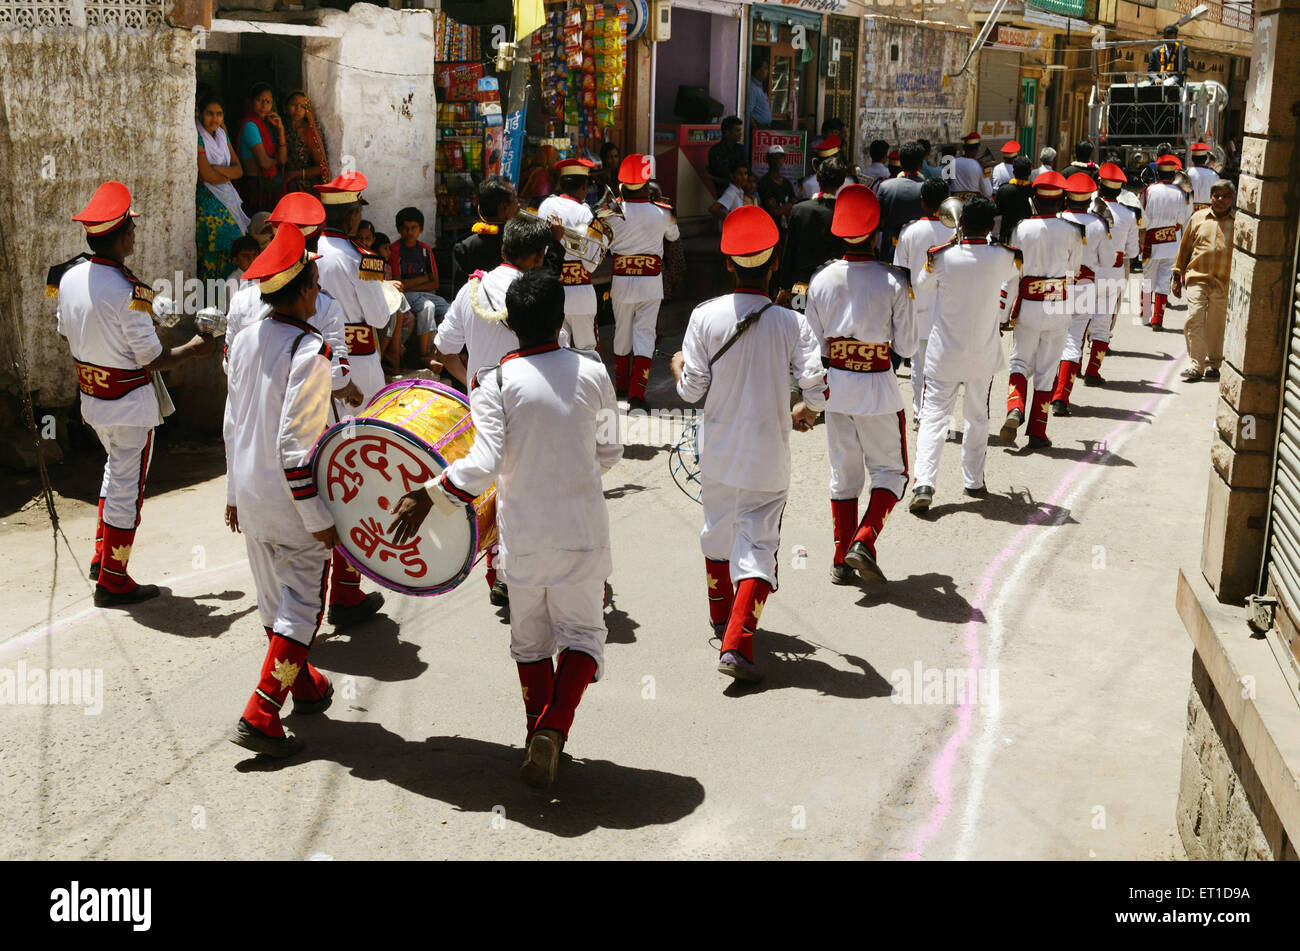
[977,49,1020,153]
[1262,228,1300,617]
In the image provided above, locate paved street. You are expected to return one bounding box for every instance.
[0,288,1211,860]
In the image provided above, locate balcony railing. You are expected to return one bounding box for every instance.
[0,0,167,29]
[1174,0,1255,31]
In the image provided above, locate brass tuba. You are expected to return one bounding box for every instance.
[937,196,965,233]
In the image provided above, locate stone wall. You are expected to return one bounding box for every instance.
[0,25,198,410]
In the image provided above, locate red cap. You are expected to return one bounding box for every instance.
[1156,154,1183,170]
[1032,171,1068,197]
[719,206,779,267]
[1190,141,1211,153]
[243,223,320,293]
[1065,172,1098,199]
[1000,140,1021,156]
[556,157,595,177]
[887,148,900,161]
[316,171,370,205]
[1098,162,1127,184]
[816,134,842,158]
[962,131,981,143]
[72,181,139,235]
[618,154,653,185]
[268,192,326,236]
[831,184,881,242]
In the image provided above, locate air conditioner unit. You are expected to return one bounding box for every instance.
[651,0,671,42]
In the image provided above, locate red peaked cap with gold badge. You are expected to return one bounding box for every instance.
[1065,172,1098,200]
[72,181,140,236]
[816,134,842,159]
[1098,162,1127,185]
[1032,170,1069,197]
[720,205,779,268]
[962,131,982,144]
[618,154,653,186]
[1190,141,1211,154]
[316,171,370,205]
[1156,153,1183,170]
[244,223,321,295]
[1000,140,1021,156]
[831,184,881,242]
[268,192,326,237]
[557,157,595,177]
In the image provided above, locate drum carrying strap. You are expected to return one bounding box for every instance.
[699,301,776,403]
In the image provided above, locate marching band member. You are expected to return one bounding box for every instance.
[388,270,622,788]
[435,214,552,606]
[1000,171,1083,450]
[1050,172,1111,417]
[909,197,1021,512]
[803,185,916,586]
[672,206,826,682]
[224,224,337,757]
[52,181,214,606]
[1081,163,1140,386]
[893,178,955,427]
[1139,153,1191,330]
[1186,141,1219,212]
[990,141,1020,190]
[605,154,679,411]
[800,135,845,199]
[313,171,388,626]
[949,133,993,200]
[778,157,848,309]
[536,158,600,351]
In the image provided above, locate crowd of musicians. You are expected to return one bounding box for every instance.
[50,127,1234,787]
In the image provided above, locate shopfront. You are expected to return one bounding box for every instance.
[745,4,825,165]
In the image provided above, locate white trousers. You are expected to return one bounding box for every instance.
[700,476,786,589]
[1142,258,1175,323]
[611,299,659,358]
[92,424,154,529]
[1009,305,1068,392]
[915,377,992,491]
[561,311,599,351]
[911,337,928,422]
[1088,268,1125,343]
[245,536,331,648]
[509,579,608,680]
[1062,282,1094,362]
[827,410,909,501]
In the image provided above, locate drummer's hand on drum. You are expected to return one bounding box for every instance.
[224,505,239,533]
[387,489,433,546]
[334,379,364,408]
[312,526,339,549]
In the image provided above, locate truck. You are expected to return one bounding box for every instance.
[1088,78,1228,184]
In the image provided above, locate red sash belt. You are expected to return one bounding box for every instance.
[1076,265,1095,283]
[345,323,378,356]
[828,339,892,373]
[75,361,149,400]
[1113,251,1124,267]
[561,260,592,286]
[1142,225,1180,256]
[613,254,662,277]
[1018,276,1068,302]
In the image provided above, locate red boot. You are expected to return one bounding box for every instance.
[627,355,652,405]
[1051,360,1080,412]
[89,497,106,580]
[262,626,332,711]
[831,498,859,585]
[721,578,772,664]
[232,633,312,756]
[1027,390,1052,446]
[94,523,159,606]
[613,354,631,396]
[1007,372,1028,417]
[535,649,598,741]
[1151,292,1166,329]
[705,558,734,632]
[852,488,898,556]
[516,657,555,737]
[1084,340,1108,380]
[329,549,365,608]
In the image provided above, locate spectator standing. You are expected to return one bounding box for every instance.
[196,93,248,282]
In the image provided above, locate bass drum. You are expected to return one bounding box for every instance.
[311,379,498,596]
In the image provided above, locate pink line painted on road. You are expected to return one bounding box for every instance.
[906,349,1187,860]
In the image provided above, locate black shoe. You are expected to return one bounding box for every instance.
[228,718,304,758]
[829,563,857,585]
[710,620,726,639]
[327,591,384,629]
[1081,374,1105,387]
[964,484,988,498]
[89,562,100,581]
[1050,399,1070,417]
[844,541,887,584]
[520,728,563,788]
[908,486,934,514]
[999,410,1023,445]
[1026,435,1052,451]
[291,680,333,716]
[93,583,160,607]
[626,396,650,414]
[489,581,509,607]
[1204,367,1220,380]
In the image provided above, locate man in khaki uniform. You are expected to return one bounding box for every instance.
[1173,180,1235,382]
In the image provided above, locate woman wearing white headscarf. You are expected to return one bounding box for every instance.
[196,92,249,281]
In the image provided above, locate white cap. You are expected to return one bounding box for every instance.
[767,144,786,156]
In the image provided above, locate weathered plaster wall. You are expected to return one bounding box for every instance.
[305,4,437,244]
[0,26,197,408]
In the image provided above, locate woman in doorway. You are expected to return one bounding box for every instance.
[588,141,622,207]
[196,92,249,282]
[282,90,331,193]
[237,82,287,214]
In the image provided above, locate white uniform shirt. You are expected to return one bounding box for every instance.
[538,192,599,316]
[56,259,163,429]
[677,290,827,493]
[894,216,956,341]
[1141,182,1192,260]
[315,231,389,401]
[1102,199,1140,270]
[433,263,522,379]
[1059,209,1109,280]
[224,283,349,388]
[438,345,622,587]
[991,161,1015,190]
[804,257,916,417]
[1187,165,1219,204]
[223,313,334,546]
[914,239,1020,382]
[949,156,993,197]
[606,198,679,303]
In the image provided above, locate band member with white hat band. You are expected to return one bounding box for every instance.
[537,157,601,351]
[1140,154,1191,329]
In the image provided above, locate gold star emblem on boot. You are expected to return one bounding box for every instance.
[272,658,301,691]
[109,543,132,564]
[707,575,718,589]
[752,597,766,622]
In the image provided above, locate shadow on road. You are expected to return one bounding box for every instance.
[128,588,256,638]
[1090,379,1174,395]
[1064,403,1153,422]
[855,572,985,625]
[1017,440,1136,466]
[311,614,429,683]
[236,721,705,837]
[1106,349,1176,362]
[604,582,639,645]
[921,489,1076,526]
[721,629,894,699]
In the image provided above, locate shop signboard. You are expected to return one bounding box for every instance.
[501,107,526,186]
[751,129,807,180]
